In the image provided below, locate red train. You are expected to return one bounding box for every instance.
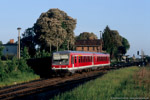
[52,51,110,74]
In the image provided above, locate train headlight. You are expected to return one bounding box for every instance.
[66,66,68,68]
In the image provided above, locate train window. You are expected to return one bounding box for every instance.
[75,57,76,63]
[89,56,91,62]
[86,56,87,62]
[79,56,80,63]
[83,56,84,62]
[84,56,86,62]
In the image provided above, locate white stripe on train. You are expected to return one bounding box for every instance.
[52,63,110,71]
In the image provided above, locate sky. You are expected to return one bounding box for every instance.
[0,0,150,56]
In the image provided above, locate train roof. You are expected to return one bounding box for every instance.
[53,51,109,55]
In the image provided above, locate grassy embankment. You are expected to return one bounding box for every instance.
[0,58,40,87]
[51,66,150,100]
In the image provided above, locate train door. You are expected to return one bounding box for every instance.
[74,56,78,67]
[71,56,74,69]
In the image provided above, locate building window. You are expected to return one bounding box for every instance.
[97,47,99,52]
[82,46,84,51]
[93,47,95,51]
[87,47,89,51]
[6,48,9,51]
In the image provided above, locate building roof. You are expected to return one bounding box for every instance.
[75,39,102,46]
[2,43,17,46]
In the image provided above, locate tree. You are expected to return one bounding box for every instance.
[34,8,77,51]
[122,37,130,53]
[102,25,130,59]
[21,27,36,57]
[76,32,98,40]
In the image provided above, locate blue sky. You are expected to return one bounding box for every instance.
[0,0,150,56]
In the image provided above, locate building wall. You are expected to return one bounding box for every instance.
[76,46,101,52]
[2,45,17,56]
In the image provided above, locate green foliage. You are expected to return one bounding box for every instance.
[76,32,98,40]
[51,67,139,100]
[102,25,130,59]
[35,50,51,58]
[21,47,30,59]
[0,57,38,86]
[21,27,36,57]
[34,8,77,51]
[0,60,8,81]
[122,37,130,52]
[6,58,18,73]
[18,59,33,72]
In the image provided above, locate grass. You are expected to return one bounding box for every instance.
[0,59,40,88]
[0,71,40,87]
[50,66,150,100]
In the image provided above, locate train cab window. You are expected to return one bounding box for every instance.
[53,53,69,65]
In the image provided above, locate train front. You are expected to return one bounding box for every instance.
[52,52,71,73]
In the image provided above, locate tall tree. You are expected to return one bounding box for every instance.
[34,8,77,51]
[21,27,36,57]
[76,32,98,40]
[122,37,130,53]
[102,25,130,58]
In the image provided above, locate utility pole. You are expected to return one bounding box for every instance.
[17,27,21,59]
[99,31,102,52]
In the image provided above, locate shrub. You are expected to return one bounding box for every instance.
[18,59,33,72]
[0,60,8,81]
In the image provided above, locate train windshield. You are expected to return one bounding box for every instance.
[53,53,69,65]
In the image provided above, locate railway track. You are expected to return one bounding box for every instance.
[0,66,116,100]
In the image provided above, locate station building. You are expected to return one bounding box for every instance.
[75,39,103,53]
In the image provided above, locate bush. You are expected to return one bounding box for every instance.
[35,50,51,58]
[18,59,33,72]
[0,60,8,81]
[6,58,18,73]
[0,57,35,82]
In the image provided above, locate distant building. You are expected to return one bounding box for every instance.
[2,39,17,57]
[75,39,103,52]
